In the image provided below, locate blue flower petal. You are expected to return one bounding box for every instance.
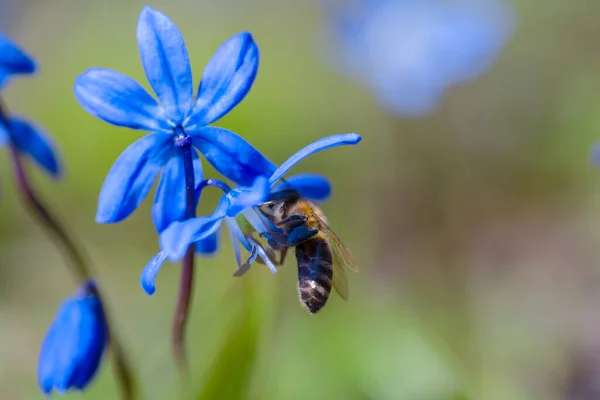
[241,208,271,234]
[0,122,8,147]
[225,221,243,267]
[269,133,362,185]
[0,33,35,89]
[0,71,8,89]
[195,230,220,255]
[185,32,259,127]
[141,251,168,295]
[190,126,275,185]
[225,176,270,217]
[224,217,251,252]
[38,288,107,395]
[137,6,193,124]
[160,205,227,262]
[74,68,167,131]
[233,241,258,277]
[152,148,202,233]
[0,67,31,88]
[244,243,259,266]
[8,117,61,178]
[96,133,170,224]
[275,173,331,201]
[248,236,277,274]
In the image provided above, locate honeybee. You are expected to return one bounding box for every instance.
[258,189,358,314]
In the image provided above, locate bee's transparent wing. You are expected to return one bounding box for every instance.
[312,213,358,301]
[312,213,358,272]
[331,259,349,301]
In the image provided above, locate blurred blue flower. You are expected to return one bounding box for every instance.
[324,0,514,117]
[0,33,35,89]
[74,6,270,231]
[141,133,362,295]
[0,34,61,178]
[38,280,107,395]
[0,117,62,178]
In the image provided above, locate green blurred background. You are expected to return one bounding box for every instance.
[3,0,600,399]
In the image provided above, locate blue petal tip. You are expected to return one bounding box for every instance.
[140,252,167,296]
[141,278,156,296]
[94,213,109,224]
[347,133,362,144]
[238,31,254,42]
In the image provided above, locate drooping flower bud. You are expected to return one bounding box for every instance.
[37,280,107,395]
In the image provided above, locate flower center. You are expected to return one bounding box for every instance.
[174,126,191,147]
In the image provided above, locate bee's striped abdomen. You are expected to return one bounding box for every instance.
[295,236,333,314]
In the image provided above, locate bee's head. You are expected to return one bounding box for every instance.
[258,199,285,223]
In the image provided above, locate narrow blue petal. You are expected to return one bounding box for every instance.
[0,122,8,147]
[160,212,225,262]
[225,176,270,217]
[96,133,170,224]
[0,71,8,89]
[141,251,168,295]
[224,217,251,252]
[74,68,167,131]
[248,236,277,274]
[275,173,331,202]
[8,117,61,178]
[232,241,258,277]
[244,244,259,266]
[242,208,271,234]
[0,33,35,88]
[269,133,362,185]
[195,230,220,255]
[137,6,193,123]
[226,223,243,268]
[186,32,259,127]
[190,126,275,185]
[152,149,202,233]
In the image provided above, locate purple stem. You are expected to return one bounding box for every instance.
[0,99,136,399]
[172,130,196,374]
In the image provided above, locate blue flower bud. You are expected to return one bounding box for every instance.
[37,280,107,395]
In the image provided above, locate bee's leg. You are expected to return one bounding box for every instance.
[278,247,289,265]
[253,244,281,266]
[257,246,288,267]
[276,214,308,229]
[286,226,318,246]
[261,232,290,250]
[258,233,291,265]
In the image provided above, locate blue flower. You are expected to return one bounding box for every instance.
[38,280,107,395]
[324,0,514,117]
[74,6,271,232]
[0,34,61,178]
[141,133,361,295]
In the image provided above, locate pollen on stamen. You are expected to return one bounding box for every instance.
[174,126,191,147]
